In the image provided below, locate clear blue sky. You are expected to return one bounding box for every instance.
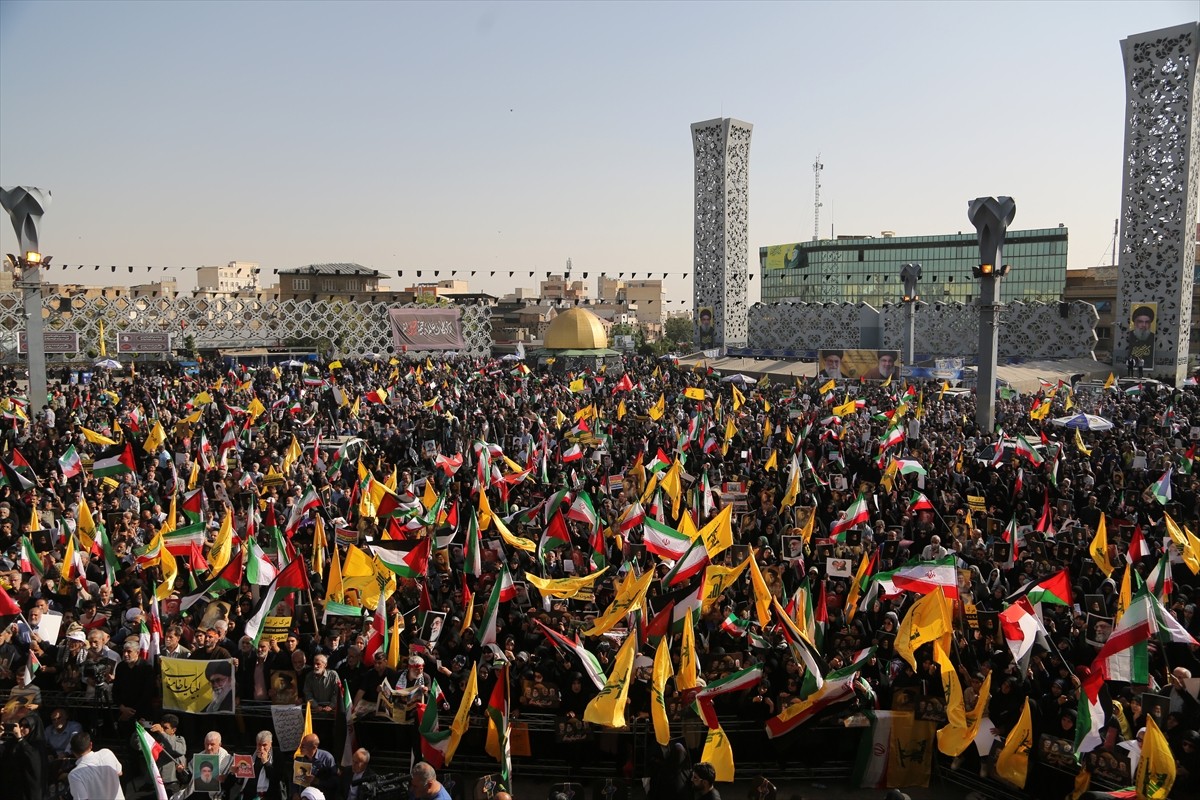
[1,1,1196,307]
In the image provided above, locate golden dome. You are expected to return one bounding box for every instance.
[543,308,609,350]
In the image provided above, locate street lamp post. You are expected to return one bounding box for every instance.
[1,187,51,417]
[899,262,922,369]
[967,196,1016,433]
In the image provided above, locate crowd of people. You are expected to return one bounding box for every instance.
[0,352,1196,800]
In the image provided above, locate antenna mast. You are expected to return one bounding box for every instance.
[813,155,824,242]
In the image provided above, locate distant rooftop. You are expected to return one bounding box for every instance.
[280,263,379,276]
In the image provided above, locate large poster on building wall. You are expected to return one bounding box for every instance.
[388,308,465,351]
[1126,302,1156,366]
[763,244,802,270]
[818,349,901,382]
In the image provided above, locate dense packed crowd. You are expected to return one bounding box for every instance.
[0,353,1196,800]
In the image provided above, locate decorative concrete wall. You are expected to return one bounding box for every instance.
[692,118,752,348]
[0,295,492,362]
[1114,23,1200,383]
[748,300,1098,360]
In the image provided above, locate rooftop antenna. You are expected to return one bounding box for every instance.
[813,155,824,242]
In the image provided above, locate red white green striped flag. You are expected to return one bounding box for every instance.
[890,555,959,599]
[134,721,169,800]
[18,535,43,577]
[908,491,934,512]
[243,558,310,645]
[58,445,82,479]
[693,663,765,728]
[371,539,431,580]
[1025,568,1072,607]
[284,486,321,537]
[533,618,608,691]
[486,665,512,786]
[93,442,137,478]
[830,494,870,540]
[642,517,691,560]
[464,507,482,578]
[661,536,710,587]
[1014,435,1044,466]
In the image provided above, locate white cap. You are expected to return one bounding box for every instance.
[300,789,325,800]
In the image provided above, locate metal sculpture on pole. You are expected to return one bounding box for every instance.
[1,186,52,415]
[899,262,921,368]
[968,196,1016,433]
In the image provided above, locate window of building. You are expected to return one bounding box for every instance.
[293,278,310,291]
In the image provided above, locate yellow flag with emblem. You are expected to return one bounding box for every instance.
[833,397,857,418]
[585,568,654,637]
[1074,429,1091,456]
[525,568,609,600]
[702,557,751,610]
[896,587,952,670]
[676,607,699,690]
[762,416,772,441]
[617,399,626,420]
[938,669,992,756]
[932,640,966,729]
[583,628,637,728]
[748,551,772,626]
[493,514,536,553]
[995,698,1033,788]
[651,636,672,745]
[697,505,733,558]
[1103,372,1115,389]
[659,460,684,517]
[207,509,233,575]
[1089,514,1115,577]
[77,496,97,552]
[684,386,705,401]
[569,378,585,393]
[702,725,735,782]
[446,665,478,764]
[763,450,778,472]
[281,435,302,474]
[648,394,665,421]
[1117,564,1133,623]
[818,378,836,394]
[144,420,167,454]
[1136,714,1176,799]
[80,427,117,446]
[731,384,744,411]
[780,457,801,510]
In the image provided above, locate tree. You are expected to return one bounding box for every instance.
[664,316,693,346]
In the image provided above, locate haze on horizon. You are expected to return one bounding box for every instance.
[1,0,1197,306]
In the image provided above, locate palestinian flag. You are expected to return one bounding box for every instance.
[889,556,959,599]
[1149,469,1172,505]
[1024,568,1072,607]
[830,494,870,540]
[134,721,169,800]
[642,599,675,648]
[642,517,691,560]
[181,488,204,523]
[1128,525,1152,563]
[92,442,137,478]
[894,459,927,476]
[18,535,43,577]
[908,491,934,512]
[243,558,310,644]
[371,539,431,579]
[58,445,83,479]
[533,618,608,691]
[537,511,572,563]
[720,612,752,637]
[0,585,21,629]
[485,665,512,786]
[179,549,245,610]
[363,601,388,662]
[646,448,671,475]
[1181,442,1196,476]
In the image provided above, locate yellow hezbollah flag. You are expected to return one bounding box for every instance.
[584,629,637,728]
[932,641,966,729]
[995,698,1033,788]
[887,712,935,788]
[324,546,344,604]
[697,505,734,558]
[731,384,744,411]
[702,557,751,610]
[659,460,684,517]
[281,435,303,474]
[1089,514,1115,577]
[144,421,167,454]
[701,725,735,783]
[1117,564,1133,624]
[1103,372,1115,389]
[77,496,97,552]
[207,509,233,575]
[386,614,402,670]
[294,702,313,757]
[747,551,773,627]
[1136,714,1176,799]
[651,636,672,746]
[80,427,117,446]
[156,547,178,601]
[585,568,654,637]
[648,394,665,421]
[833,397,858,418]
[676,608,699,690]
[569,378,585,393]
[525,568,608,600]
[494,514,537,553]
[342,545,385,610]
[684,386,705,401]
[446,665,478,764]
[818,378,836,394]
[617,399,627,420]
[938,668,992,757]
[763,450,778,472]
[896,587,952,670]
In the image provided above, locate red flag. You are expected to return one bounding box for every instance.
[614,374,633,392]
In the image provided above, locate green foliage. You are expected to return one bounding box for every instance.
[664,316,693,345]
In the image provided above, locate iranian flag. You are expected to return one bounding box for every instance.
[1147,553,1173,601]
[618,500,646,533]
[363,602,388,662]
[1000,598,1045,662]
[567,491,599,530]
[693,663,765,728]
[830,494,870,540]
[662,536,710,587]
[418,679,452,769]
[533,618,608,691]
[93,442,137,478]
[285,486,321,537]
[1149,469,1172,505]
[764,649,875,739]
[560,443,583,463]
[642,517,692,560]
[477,563,516,646]
[1025,568,1072,607]
[880,425,905,451]
[1128,525,1152,563]
[908,491,935,512]
[464,507,482,578]
[372,539,431,580]
[1014,436,1044,466]
[434,453,464,476]
[486,665,512,785]
[889,556,959,599]
[18,535,43,577]
[134,721,169,800]
[243,558,310,644]
[58,445,83,479]
[670,578,707,634]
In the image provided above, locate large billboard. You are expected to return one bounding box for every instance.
[818,349,901,381]
[388,308,464,352]
[695,307,716,349]
[118,332,172,353]
[763,244,803,270]
[1126,302,1156,366]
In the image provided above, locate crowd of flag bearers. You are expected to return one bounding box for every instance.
[0,358,1196,799]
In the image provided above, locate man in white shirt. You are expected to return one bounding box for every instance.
[68,731,124,800]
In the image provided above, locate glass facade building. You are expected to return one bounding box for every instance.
[758,228,1068,306]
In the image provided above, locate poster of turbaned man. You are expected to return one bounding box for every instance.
[161,657,237,714]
